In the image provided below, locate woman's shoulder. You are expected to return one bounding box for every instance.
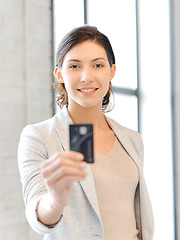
[106,116,141,136]
[21,116,55,137]
[106,116,143,150]
[20,106,71,140]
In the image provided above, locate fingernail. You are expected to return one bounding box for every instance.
[76,154,84,160]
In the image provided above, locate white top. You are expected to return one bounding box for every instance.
[91,137,139,240]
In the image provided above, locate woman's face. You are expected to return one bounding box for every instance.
[57,40,116,110]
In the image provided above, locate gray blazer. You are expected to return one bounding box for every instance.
[18,106,154,240]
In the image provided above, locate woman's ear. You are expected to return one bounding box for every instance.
[54,67,64,83]
[110,64,116,81]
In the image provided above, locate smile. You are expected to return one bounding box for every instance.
[78,88,98,92]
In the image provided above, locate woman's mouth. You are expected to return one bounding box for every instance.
[77,87,98,95]
[78,88,98,92]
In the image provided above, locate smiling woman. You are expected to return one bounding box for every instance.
[18,25,154,240]
[54,26,115,112]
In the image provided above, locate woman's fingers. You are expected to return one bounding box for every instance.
[53,174,87,191]
[44,164,88,186]
[42,156,86,179]
[42,151,84,168]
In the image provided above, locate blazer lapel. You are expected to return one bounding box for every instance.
[54,107,72,152]
[106,117,143,172]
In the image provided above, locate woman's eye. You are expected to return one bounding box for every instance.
[94,64,103,68]
[69,65,80,69]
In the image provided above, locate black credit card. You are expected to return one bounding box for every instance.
[69,124,94,164]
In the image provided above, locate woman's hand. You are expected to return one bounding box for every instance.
[37,151,87,226]
[42,151,87,209]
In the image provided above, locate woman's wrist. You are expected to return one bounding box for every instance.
[48,193,65,213]
[36,193,64,226]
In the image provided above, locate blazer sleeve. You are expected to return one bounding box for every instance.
[18,125,61,235]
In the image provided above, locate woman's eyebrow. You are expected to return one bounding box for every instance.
[67,59,81,63]
[66,58,107,63]
[92,57,107,62]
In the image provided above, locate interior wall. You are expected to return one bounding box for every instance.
[0,0,52,239]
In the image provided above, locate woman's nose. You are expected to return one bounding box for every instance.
[80,68,93,83]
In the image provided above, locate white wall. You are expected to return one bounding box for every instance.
[0,0,52,239]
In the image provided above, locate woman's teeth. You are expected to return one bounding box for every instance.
[79,88,96,92]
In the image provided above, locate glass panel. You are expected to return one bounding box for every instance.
[138,0,174,239]
[54,0,84,53]
[88,0,137,89]
[106,93,138,131]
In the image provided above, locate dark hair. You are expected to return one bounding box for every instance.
[55,25,115,112]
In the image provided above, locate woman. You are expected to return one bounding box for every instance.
[18,25,154,240]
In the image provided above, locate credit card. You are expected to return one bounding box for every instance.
[69,124,94,164]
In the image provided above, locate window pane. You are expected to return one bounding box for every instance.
[138,0,174,239]
[54,0,84,52]
[88,0,137,89]
[106,94,138,131]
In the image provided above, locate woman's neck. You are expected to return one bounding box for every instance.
[68,105,108,131]
[67,104,115,154]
